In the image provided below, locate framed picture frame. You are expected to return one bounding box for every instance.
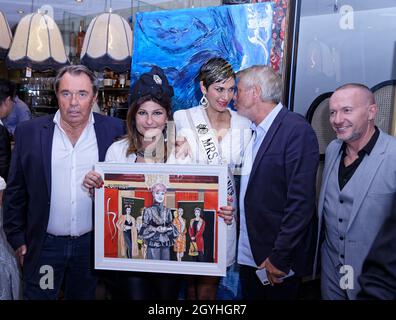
[94,163,228,276]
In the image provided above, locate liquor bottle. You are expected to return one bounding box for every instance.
[103,70,113,87]
[112,74,119,88]
[76,20,86,57]
[125,71,130,87]
[69,22,76,59]
[119,73,126,88]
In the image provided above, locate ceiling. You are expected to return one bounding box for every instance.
[0,0,169,28]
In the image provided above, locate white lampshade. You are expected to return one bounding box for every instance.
[80,12,132,72]
[0,10,12,59]
[6,12,68,70]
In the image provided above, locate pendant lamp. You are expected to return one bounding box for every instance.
[80,11,133,72]
[6,11,68,71]
[0,10,12,59]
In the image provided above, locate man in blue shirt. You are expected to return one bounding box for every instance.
[1,82,31,136]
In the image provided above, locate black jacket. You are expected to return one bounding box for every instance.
[0,123,11,181]
[358,198,396,300]
[244,107,319,276]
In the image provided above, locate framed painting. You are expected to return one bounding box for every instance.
[94,163,228,276]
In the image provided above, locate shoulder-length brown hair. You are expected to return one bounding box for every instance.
[125,95,173,162]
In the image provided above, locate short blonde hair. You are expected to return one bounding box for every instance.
[151,183,167,193]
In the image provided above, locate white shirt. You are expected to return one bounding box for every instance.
[237,103,283,267]
[46,111,98,236]
[105,138,137,162]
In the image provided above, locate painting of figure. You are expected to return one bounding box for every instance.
[116,205,137,259]
[173,208,187,261]
[139,183,179,260]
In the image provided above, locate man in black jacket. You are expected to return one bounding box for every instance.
[358,196,396,299]
[3,66,125,300]
[0,79,12,180]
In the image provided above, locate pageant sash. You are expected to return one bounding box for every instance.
[186,108,237,266]
[186,108,237,209]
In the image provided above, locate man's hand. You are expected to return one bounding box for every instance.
[83,170,104,197]
[259,258,286,286]
[16,245,27,267]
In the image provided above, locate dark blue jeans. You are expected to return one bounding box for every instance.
[24,232,97,300]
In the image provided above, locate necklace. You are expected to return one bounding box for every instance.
[136,149,157,158]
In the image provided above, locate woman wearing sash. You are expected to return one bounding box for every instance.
[173,57,252,299]
[83,65,234,299]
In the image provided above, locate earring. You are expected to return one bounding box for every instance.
[162,124,168,143]
[199,93,208,109]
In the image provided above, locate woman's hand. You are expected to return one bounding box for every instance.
[218,195,235,225]
[218,205,235,225]
[175,136,192,159]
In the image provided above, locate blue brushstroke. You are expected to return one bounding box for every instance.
[131,3,273,112]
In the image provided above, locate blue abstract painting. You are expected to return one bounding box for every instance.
[131,3,273,112]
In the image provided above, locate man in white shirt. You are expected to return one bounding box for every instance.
[3,65,124,300]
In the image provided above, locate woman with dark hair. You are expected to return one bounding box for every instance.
[173,57,252,299]
[104,65,174,164]
[83,66,180,299]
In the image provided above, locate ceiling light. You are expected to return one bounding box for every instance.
[0,10,12,59]
[6,11,68,70]
[80,12,132,72]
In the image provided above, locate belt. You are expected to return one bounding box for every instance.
[46,231,92,239]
